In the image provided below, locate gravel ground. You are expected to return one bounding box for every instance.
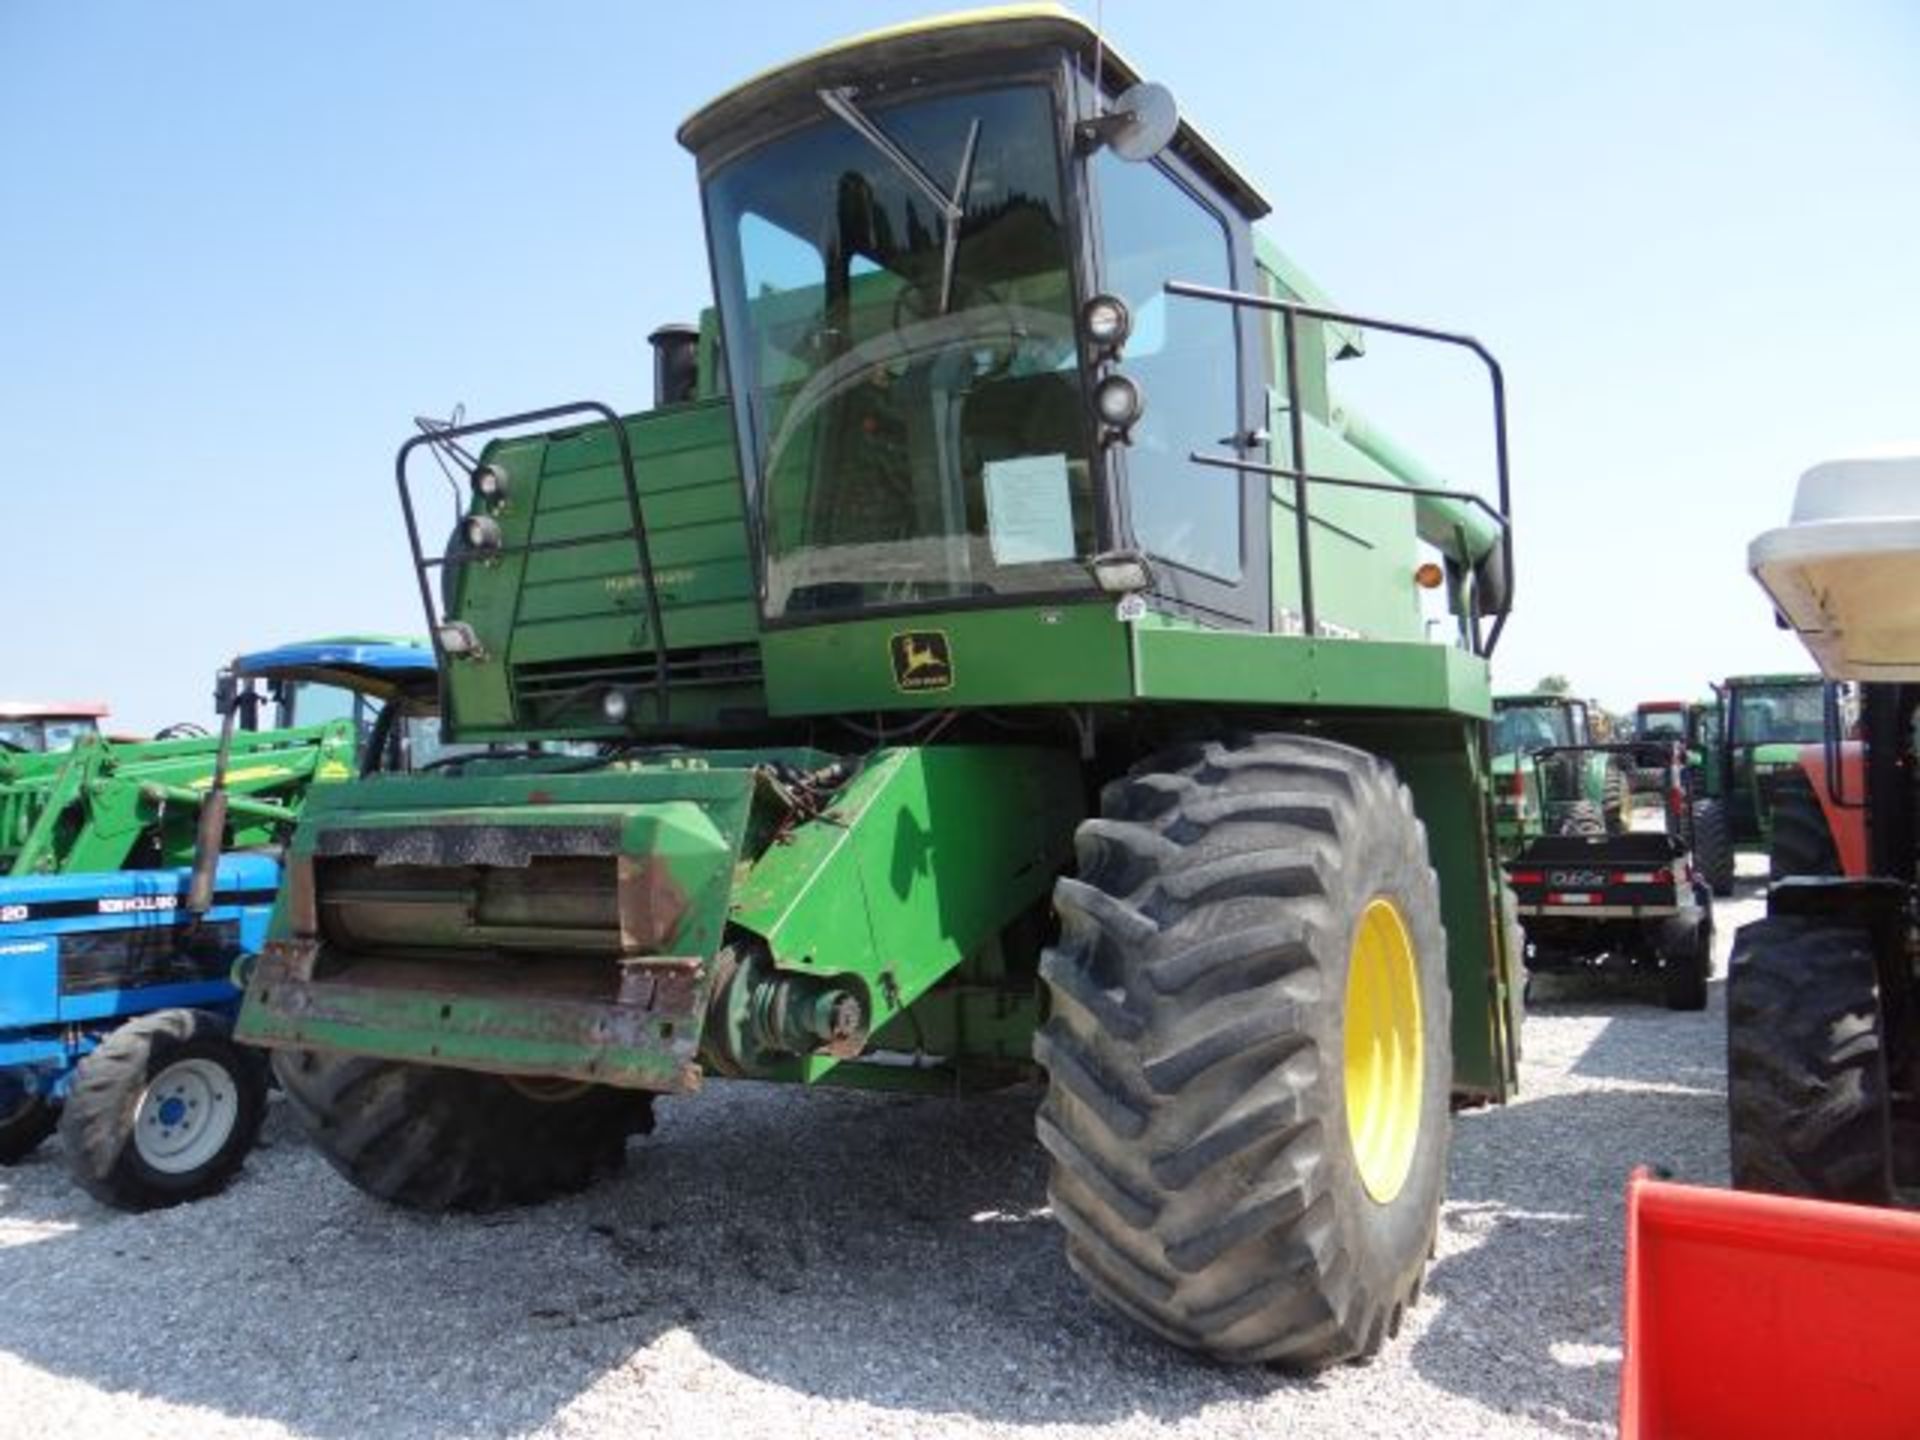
[0,863,1764,1440]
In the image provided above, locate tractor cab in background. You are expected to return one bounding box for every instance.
[0,703,108,756]
[1491,693,1631,853]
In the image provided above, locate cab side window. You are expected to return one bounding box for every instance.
[1095,152,1242,581]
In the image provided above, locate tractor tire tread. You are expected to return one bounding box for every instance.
[1037,733,1452,1368]
[1727,915,1892,1203]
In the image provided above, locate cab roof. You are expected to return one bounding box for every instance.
[677,3,1270,220]
[0,701,108,721]
[231,637,436,702]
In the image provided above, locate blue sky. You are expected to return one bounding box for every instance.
[3,1,1915,727]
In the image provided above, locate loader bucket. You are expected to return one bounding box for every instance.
[1620,1168,1920,1438]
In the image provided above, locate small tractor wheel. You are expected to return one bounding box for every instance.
[0,1084,59,1165]
[272,1050,647,1212]
[58,1009,268,1211]
[1035,733,1451,1367]
[1689,798,1735,897]
[1661,914,1712,1013]
[1552,800,1606,837]
[1727,916,1892,1204]
[1767,770,1841,883]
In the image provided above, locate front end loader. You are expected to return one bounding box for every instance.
[0,639,436,1210]
[238,4,1523,1367]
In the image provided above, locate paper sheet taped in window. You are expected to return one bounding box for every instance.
[984,454,1075,565]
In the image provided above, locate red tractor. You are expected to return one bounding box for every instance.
[1620,452,1920,1434]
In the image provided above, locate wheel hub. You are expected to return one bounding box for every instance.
[133,1057,239,1174]
[1344,897,1424,1203]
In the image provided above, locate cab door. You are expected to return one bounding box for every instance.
[1092,148,1269,630]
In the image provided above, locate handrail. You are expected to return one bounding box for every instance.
[395,401,672,727]
[1164,280,1513,657]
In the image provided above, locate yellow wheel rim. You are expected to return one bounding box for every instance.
[1343,897,1424,1204]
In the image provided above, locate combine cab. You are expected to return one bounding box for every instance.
[237,5,1524,1367]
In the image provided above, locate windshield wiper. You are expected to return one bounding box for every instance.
[818,87,980,314]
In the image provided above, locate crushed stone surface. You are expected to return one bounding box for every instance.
[0,866,1764,1439]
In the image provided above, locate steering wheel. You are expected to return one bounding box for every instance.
[891,277,1022,380]
[155,722,210,740]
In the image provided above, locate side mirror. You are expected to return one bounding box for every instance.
[1077,82,1178,163]
[211,669,239,716]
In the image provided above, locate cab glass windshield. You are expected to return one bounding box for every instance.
[1635,709,1686,739]
[1492,702,1576,754]
[1731,684,1825,745]
[705,83,1097,619]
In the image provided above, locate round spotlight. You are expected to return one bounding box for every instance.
[470,464,510,503]
[1094,372,1145,434]
[601,688,631,724]
[1082,293,1131,353]
[461,514,503,552]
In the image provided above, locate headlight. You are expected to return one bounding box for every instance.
[461,514,503,553]
[470,463,510,503]
[1094,372,1145,442]
[1082,293,1131,356]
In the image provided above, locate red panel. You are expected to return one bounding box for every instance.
[1621,1169,1920,1438]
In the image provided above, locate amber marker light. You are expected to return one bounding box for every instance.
[1414,562,1446,590]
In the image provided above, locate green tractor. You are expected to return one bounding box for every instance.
[1633,696,1734,895]
[0,701,110,756]
[236,6,1521,1367]
[0,647,401,878]
[1490,693,1631,852]
[1662,673,1837,893]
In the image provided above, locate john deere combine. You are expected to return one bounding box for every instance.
[238,6,1520,1366]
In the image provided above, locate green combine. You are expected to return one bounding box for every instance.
[238,6,1520,1367]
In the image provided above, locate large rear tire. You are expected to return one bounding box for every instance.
[1690,798,1735,897]
[1035,734,1451,1367]
[1727,916,1892,1204]
[1767,770,1841,883]
[58,1009,269,1211]
[272,1050,647,1212]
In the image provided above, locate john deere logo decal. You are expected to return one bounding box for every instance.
[890,631,954,692]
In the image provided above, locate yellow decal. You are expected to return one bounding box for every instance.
[189,765,287,790]
[316,760,353,781]
[889,631,954,692]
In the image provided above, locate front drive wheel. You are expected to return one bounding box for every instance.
[273,1050,648,1212]
[1036,734,1452,1367]
[1728,916,1892,1204]
[58,1009,269,1211]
